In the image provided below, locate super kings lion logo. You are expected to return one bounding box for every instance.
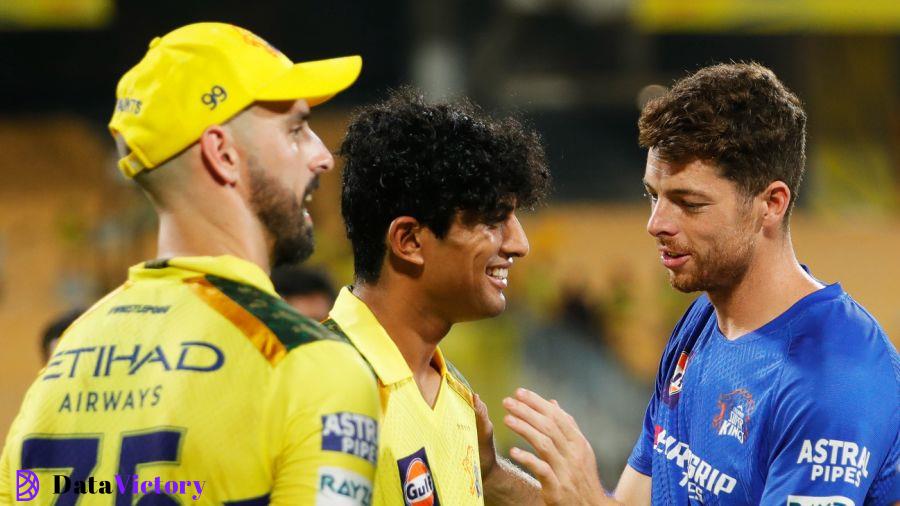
[711,389,755,444]
[397,448,440,506]
[229,25,283,58]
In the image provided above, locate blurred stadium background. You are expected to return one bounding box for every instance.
[1,0,898,480]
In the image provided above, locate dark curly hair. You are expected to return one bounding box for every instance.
[639,62,807,221]
[340,88,550,283]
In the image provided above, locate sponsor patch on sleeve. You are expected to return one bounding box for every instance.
[321,412,379,464]
[787,495,855,506]
[795,439,870,487]
[317,467,373,506]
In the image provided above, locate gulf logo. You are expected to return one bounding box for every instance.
[397,448,441,506]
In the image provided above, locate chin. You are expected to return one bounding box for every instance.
[484,293,508,317]
[669,272,703,293]
[459,296,507,322]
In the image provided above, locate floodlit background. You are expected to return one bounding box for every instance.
[1,0,899,480]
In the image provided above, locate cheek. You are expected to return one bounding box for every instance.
[471,233,499,265]
[699,214,753,255]
[685,212,731,244]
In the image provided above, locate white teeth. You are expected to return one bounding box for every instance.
[488,267,509,279]
[305,194,313,203]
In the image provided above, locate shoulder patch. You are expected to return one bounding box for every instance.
[445,360,475,408]
[187,275,346,365]
[446,360,472,390]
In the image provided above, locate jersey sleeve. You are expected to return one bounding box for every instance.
[627,395,658,476]
[0,432,12,503]
[758,332,900,506]
[627,297,706,477]
[866,432,900,504]
[266,340,380,506]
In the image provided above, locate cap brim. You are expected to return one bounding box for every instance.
[256,55,362,107]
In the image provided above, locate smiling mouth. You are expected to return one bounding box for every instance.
[487,266,509,288]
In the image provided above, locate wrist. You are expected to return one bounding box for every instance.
[484,456,542,503]
[481,451,503,488]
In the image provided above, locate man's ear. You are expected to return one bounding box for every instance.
[759,180,791,232]
[386,216,425,267]
[198,125,241,187]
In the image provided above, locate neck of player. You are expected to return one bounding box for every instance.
[353,279,449,407]
[708,233,824,340]
[154,196,273,274]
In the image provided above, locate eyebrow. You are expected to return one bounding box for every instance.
[288,110,311,125]
[642,180,713,200]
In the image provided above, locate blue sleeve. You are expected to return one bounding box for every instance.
[627,394,657,476]
[866,431,900,505]
[758,329,900,506]
[627,297,706,477]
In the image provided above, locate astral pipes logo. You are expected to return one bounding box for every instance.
[15,470,205,501]
[16,470,39,501]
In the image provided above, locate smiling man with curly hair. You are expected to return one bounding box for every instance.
[325,88,550,505]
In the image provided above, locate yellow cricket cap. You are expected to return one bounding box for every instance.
[108,22,362,178]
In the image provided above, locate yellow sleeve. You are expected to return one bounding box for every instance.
[0,434,12,504]
[267,340,379,505]
[0,401,26,504]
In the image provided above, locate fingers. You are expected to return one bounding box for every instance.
[504,390,577,456]
[513,387,557,416]
[473,393,499,478]
[514,388,584,444]
[473,393,492,434]
[508,447,559,492]
[503,410,566,467]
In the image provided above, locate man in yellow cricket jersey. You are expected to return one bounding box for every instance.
[328,89,550,505]
[0,23,379,505]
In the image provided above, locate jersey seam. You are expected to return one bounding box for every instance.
[763,319,794,474]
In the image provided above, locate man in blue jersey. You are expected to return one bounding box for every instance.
[495,63,900,505]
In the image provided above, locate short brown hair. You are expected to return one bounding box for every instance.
[639,62,807,219]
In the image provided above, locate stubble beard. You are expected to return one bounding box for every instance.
[668,220,756,295]
[247,160,314,269]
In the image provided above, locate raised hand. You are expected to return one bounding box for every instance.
[503,388,613,506]
[474,393,499,481]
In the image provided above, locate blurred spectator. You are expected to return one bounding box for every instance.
[271,266,337,321]
[560,283,598,337]
[522,284,650,480]
[40,308,83,363]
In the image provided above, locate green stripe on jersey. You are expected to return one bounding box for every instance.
[205,275,347,351]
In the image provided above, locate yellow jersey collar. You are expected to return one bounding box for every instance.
[330,287,448,385]
[127,255,277,296]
